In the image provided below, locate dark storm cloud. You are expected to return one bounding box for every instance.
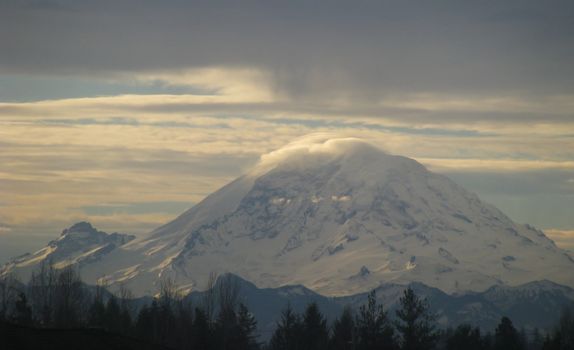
[1,0,574,99]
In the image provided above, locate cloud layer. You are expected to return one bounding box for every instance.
[1,1,573,260]
[2,1,574,99]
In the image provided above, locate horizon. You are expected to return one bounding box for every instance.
[1,1,574,263]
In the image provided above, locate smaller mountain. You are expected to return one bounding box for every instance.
[0,222,135,281]
[185,274,574,340]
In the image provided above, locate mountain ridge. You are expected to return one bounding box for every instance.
[2,136,573,297]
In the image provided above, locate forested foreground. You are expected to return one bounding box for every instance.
[1,264,573,350]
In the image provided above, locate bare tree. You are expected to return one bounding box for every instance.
[53,266,87,327]
[216,274,241,350]
[159,276,181,311]
[118,283,134,316]
[203,271,218,323]
[0,272,20,321]
[217,274,240,319]
[28,261,57,326]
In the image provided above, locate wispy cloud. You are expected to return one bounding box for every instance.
[545,229,574,251]
[419,158,574,173]
[0,223,11,234]
[1,0,573,256]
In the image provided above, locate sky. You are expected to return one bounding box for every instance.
[1,0,573,262]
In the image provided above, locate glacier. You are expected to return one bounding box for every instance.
[2,135,574,297]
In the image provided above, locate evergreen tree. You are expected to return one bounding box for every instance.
[118,286,134,335]
[395,287,438,350]
[119,307,132,335]
[237,302,260,350]
[355,290,396,350]
[159,298,177,347]
[301,302,329,350]
[542,305,574,350]
[215,299,239,350]
[330,306,355,350]
[13,292,33,326]
[542,333,559,350]
[105,296,122,333]
[269,304,303,350]
[87,292,106,328]
[446,324,485,350]
[494,317,524,350]
[135,304,154,342]
[173,300,194,350]
[529,328,544,350]
[556,305,574,350]
[192,307,214,350]
[148,300,161,343]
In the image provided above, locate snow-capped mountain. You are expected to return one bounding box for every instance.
[1,222,134,279]
[3,135,574,297]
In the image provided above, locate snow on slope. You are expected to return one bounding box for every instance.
[4,135,574,296]
[1,222,135,282]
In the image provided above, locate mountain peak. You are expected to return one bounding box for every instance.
[3,136,574,297]
[62,221,97,236]
[1,222,135,280]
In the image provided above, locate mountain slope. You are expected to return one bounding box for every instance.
[1,222,135,281]
[184,274,574,339]
[3,136,574,296]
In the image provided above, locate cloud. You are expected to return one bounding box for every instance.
[1,1,574,247]
[545,229,574,251]
[0,223,11,234]
[1,0,574,100]
[81,201,194,216]
[419,158,574,173]
[254,134,383,174]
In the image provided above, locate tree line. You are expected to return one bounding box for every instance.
[1,263,573,350]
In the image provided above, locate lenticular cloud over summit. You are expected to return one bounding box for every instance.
[253,134,384,175]
[3,135,574,297]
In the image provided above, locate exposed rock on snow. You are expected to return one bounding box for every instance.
[3,136,574,297]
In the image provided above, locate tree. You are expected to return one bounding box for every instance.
[301,302,329,350]
[330,306,355,350]
[174,299,194,350]
[105,296,122,333]
[215,274,241,350]
[135,303,154,343]
[494,316,524,350]
[0,273,20,321]
[555,305,574,350]
[446,324,485,350]
[117,284,134,335]
[355,290,396,350]
[269,304,303,350]
[395,287,438,350]
[192,307,214,350]
[528,328,544,350]
[542,305,574,350]
[13,292,33,326]
[53,266,86,328]
[87,283,106,328]
[204,272,218,323]
[28,261,57,326]
[237,302,260,350]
